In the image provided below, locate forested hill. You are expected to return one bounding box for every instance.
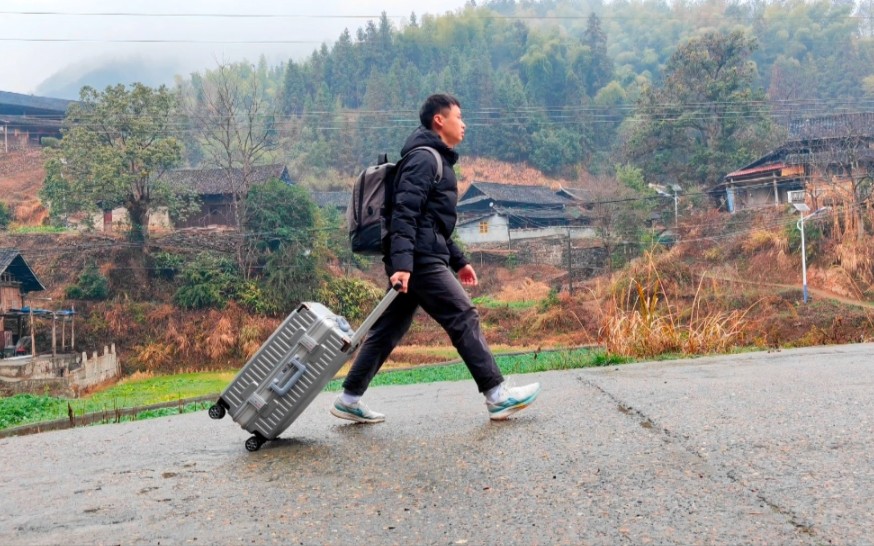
[181,0,874,188]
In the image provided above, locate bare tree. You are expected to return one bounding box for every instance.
[588,173,656,271]
[182,62,279,274]
[793,113,874,240]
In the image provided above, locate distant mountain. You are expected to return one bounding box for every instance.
[35,57,183,99]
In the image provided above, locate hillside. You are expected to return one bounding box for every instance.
[457,157,590,195]
[0,148,47,225]
[0,150,592,225]
[3,204,873,383]
[2,150,872,382]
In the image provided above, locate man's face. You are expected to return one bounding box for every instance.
[434,105,465,148]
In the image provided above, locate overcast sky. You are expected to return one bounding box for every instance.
[1,0,471,96]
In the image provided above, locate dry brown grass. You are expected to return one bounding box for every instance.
[163,318,193,357]
[239,316,277,359]
[202,312,236,360]
[834,241,874,285]
[494,276,551,302]
[743,229,788,254]
[457,157,590,196]
[104,304,133,337]
[134,342,175,372]
[599,252,755,358]
[14,200,47,225]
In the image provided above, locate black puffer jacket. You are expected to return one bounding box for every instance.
[387,126,469,274]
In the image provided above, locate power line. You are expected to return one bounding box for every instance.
[0,38,323,44]
[0,11,409,18]
[0,9,867,22]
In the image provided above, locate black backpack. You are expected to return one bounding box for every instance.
[347,146,443,256]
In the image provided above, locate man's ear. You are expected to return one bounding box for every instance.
[432,114,444,130]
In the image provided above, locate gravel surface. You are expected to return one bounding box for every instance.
[1,343,872,545]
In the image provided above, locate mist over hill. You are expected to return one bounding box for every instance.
[35,57,184,99]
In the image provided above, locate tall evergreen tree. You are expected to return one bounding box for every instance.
[584,13,614,97]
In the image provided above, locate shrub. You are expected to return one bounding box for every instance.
[235,280,276,315]
[316,277,382,322]
[0,201,11,230]
[786,215,824,260]
[173,253,239,310]
[151,251,184,280]
[538,288,560,312]
[65,262,109,300]
[245,180,325,313]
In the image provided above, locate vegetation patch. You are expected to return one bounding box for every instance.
[472,295,538,310]
[326,348,626,391]
[0,371,235,430]
[1,349,620,431]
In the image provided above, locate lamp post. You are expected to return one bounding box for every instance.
[670,184,682,227]
[792,203,829,304]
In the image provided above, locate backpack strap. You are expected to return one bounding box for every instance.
[405,146,443,184]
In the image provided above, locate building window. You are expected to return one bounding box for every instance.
[479,221,489,234]
[787,190,806,204]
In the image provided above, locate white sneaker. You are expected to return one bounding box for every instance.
[330,396,385,423]
[486,382,541,420]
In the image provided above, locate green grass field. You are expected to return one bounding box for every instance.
[0,371,235,430]
[0,348,628,431]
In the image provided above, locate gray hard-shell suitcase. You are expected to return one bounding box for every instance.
[208,285,400,452]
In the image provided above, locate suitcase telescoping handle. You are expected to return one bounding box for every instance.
[347,282,403,352]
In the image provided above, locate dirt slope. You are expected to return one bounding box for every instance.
[0,148,47,225]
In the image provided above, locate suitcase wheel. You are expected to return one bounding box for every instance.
[245,435,266,452]
[207,404,226,420]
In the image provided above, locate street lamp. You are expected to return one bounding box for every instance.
[792,203,829,304]
[670,184,682,227]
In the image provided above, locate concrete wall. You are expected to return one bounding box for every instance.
[0,344,119,395]
[457,214,510,245]
[457,214,598,246]
[68,344,119,390]
[87,208,173,234]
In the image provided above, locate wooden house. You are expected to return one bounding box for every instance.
[0,90,73,151]
[0,249,45,356]
[92,164,295,232]
[455,181,594,245]
[165,164,293,228]
[310,191,350,213]
[715,114,874,212]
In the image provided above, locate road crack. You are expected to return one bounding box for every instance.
[578,376,823,541]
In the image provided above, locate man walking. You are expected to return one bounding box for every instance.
[331,93,541,423]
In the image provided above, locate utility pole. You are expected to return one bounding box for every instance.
[566,227,574,295]
[670,184,682,228]
[800,212,808,303]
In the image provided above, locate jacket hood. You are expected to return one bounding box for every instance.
[400,126,459,165]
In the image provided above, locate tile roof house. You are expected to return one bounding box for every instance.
[0,249,45,298]
[0,90,74,149]
[163,164,293,228]
[455,181,594,245]
[97,164,293,231]
[715,113,874,213]
[310,191,350,212]
[1,249,44,356]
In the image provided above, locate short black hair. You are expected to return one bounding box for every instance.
[419,94,461,130]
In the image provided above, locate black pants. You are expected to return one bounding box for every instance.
[342,264,504,396]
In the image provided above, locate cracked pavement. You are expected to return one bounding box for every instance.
[1,343,872,545]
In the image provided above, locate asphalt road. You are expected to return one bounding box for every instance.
[1,343,872,545]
